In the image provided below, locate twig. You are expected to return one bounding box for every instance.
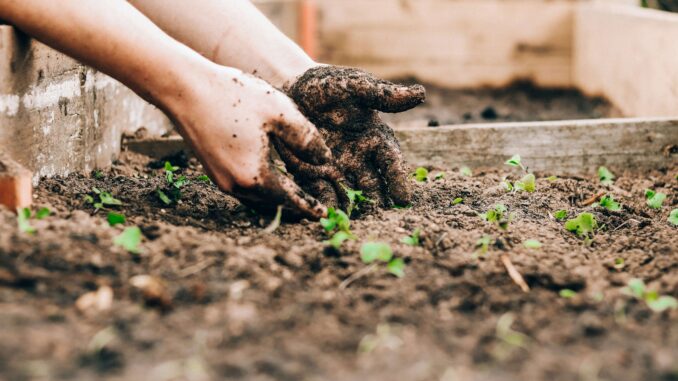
[339,263,378,290]
[581,191,606,207]
[178,258,216,278]
[500,254,530,293]
[262,205,283,234]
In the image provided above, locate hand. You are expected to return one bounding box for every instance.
[170,65,331,219]
[282,65,426,208]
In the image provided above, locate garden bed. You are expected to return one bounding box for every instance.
[0,148,676,381]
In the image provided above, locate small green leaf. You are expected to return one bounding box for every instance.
[647,296,678,312]
[598,166,615,185]
[113,226,142,254]
[502,179,514,192]
[413,167,429,182]
[344,186,372,216]
[99,191,122,206]
[360,242,393,264]
[614,257,625,270]
[434,172,445,181]
[668,209,678,226]
[559,289,577,298]
[564,212,598,238]
[505,154,523,169]
[546,176,558,182]
[554,210,568,220]
[164,161,179,172]
[17,207,35,234]
[387,258,405,278]
[84,195,95,204]
[197,175,212,184]
[599,195,622,211]
[107,212,126,226]
[452,197,463,205]
[401,228,421,246]
[515,173,536,193]
[623,278,646,299]
[460,166,473,177]
[474,235,492,257]
[35,207,51,220]
[645,189,666,209]
[157,189,172,205]
[325,231,355,249]
[320,208,351,233]
[173,175,189,189]
[93,170,104,179]
[523,239,542,249]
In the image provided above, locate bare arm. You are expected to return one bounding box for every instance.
[127,0,317,87]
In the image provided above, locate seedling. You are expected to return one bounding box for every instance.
[413,167,429,182]
[452,197,463,205]
[113,226,142,254]
[669,209,678,226]
[505,155,527,172]
[320,207,351,233]
[85,187,123,212]
[553,210,568,220]
[599,195,622,211]
[480,204,512,230]
[401,228,421,246]
[564,212,598,240]
[523,239,542,249]
[16,207,51,234]
[621,278,678,313]
[598,166,615,185]
[614,257,625,270]
[107,212,126,226]
[343,186,372,216]
[196,175,213,184]
[559,289,577,298]
[157,161,189,205]
[325,231,355,249]
[434,172,445,181]
[502,178,514,192]
[645,189,666,209]
[93,170,104,179]
[474,235,492,257]
[514,173,536,193]
[360,242,405,278]
[460,166,473,177]
[546,176,558,182]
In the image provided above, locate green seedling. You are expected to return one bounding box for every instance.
[452,197,463,205]
[553,210,568,220]
[599,195,622,211]
[93,170,104,179]
[344,186,372,216]
[669,209,678,226]
[502,178,514,192]
[564,212,598,240]
[622,278,678,313]
[320,207,351,233]
[523,239,542,249]
[413,167,429,182]
[434,172,445,181]
[17,207,51,234]
[113,226,142,254]
[546,176,558,182]
[325,231,355,249]
[107,212,126,226]
[360,242,405,278]
[460,166,473,177]
[495,313,530,350]
[645,189,666,209]
[474,235,492,257]
[196,175,213,184]
[514,173,536,193]
[559,289,577,298]
[505,155,527,172]
[614,257,625,270]
[480,204,512,230]
[86,187,123,211]
[598,166,615,185]
[157,161,189,205]
[401,228,421,246]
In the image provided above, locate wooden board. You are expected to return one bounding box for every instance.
[574,3,678,117]
[316,0,576,88]
[126,118,678,175]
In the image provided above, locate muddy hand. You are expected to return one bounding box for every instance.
[283,65,426,207]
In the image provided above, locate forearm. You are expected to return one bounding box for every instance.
[128,0,317,88]
[0,0,211,117]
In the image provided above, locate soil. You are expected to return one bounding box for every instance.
[1,148,676,381]
[382,81,620,127]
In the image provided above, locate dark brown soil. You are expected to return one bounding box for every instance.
[1,149,676,381]
[382,81,620,127]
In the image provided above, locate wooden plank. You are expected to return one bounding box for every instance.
[0,153,32,210]
[317,0,575,88]
[397,118,678,174]
[125,118,678,175]
[574,3,678,117]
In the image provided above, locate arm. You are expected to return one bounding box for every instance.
[0,0,330,218]
[127,0,317,88]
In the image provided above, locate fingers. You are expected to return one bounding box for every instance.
[268,110,332,166]
[352,79,427,114]
[371,129,413,206]
[354,167,385,207]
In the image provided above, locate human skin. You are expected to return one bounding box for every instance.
[0,0,331,218]
[128,0,426,208]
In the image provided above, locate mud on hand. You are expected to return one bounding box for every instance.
[281,65,426,209]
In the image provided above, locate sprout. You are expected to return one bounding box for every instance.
[599,195,622,211]
[413,167,429,182]
[645,189,666,209]
[598,166,615,185]
[401,228,421,246]
[564,213,598,240]
[114,226,142,254]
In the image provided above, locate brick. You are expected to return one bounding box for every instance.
[0,153,32,211]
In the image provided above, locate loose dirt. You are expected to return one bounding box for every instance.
[1,147,676,381]
[382,81,620,127]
